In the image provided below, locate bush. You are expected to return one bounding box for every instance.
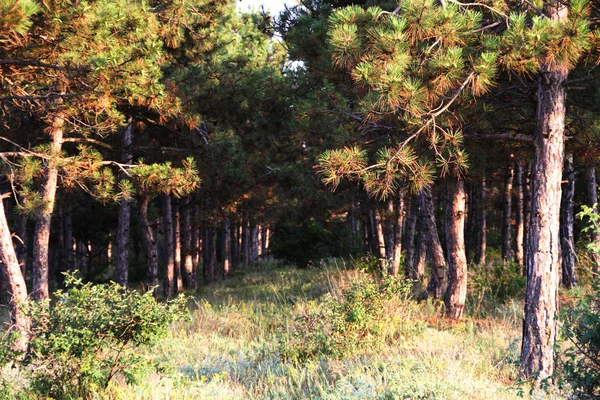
[468,261,525,316]
[1,274,188,399]
[559,281,600,398]
[280,274,422,362]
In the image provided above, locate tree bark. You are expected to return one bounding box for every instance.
[515,161,525,265]
[444,179,468,319]
[414,203,428,282]
[373,207,387,272]
[173,203,183,293]
[421,190,447,299]
[182,202,195,289]
[502,161,514,261]
[0,194,30,351]
[585,165,600,269]
[161,194,175,297]
[391,193,406,276]
[403,195,418,279]
[520,25,566,380]
[474,171,487,265]
[560,152,576,289]
[138,195,159,292]
[32,115,64,301]
[115,122,132,287]
[222,217,231,275]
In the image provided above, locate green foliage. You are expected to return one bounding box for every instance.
[468,261,526,316]
[351,254,386,276]
[281,274,421,361]
[1,273,188,399]
[559,281,600,398]
[558,205,600,397]
[0,0,39,36]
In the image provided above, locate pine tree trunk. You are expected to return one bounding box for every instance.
[403,195,418,279]
[523,162,532,268]
[560,152,576,289]
[138,195,159,292]
[585,165,600,269]
[421,190,447,299]
[161,194,175,297]
[32,115,64,301]
[502,162,514,261]
[374,207,387,272]
[391,194,405,276]
[385,199,395,261]
[182,203,195,290]
[231,220,239,270]
[515,162,525,265]
[173,203,183,293]
[474,172,487,265]
[115,123,132,287]
[414,203,428,282]
[191,204,200,271]
[222,217,231,275]
[0,194,30,351]
[209,223,217,280]
[464,183,474,263]
[242,214,250,265]
[444,179,468,319]
[251,223,259,265]
[520,31,566,380]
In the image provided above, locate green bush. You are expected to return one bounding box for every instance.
[468,261,525,316]
[1,274,188,399]
[559,281,600,398]
[281,274,422,361]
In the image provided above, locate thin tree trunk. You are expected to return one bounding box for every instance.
[515,161,525,265]
[0,194,30,351]
[231,220,239,270]
[222,217,231,275]
[32,115,64,301]
[374,207,387,272]
[251,223,259,265]
[403,195,418,279]
[138,195,159,292]
[502,161,514,261]
[182,202,194,290]
[391,193,406,276]
[444,179,468,319]
[421,190,447,299]
[209,222,217,280]
[242,214,250,265]
[464,182,474,263]
[161,194,175,297]
[191,204,200,271]
[115,122,132,287]
[520,21,566,380]
[474,171,487,265]
[523,162,532,268]
[585,165,600,269]
[173,203,183,293]
[414,203,428,282]
[560,152,576,289]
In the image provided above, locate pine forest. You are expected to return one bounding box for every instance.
[1,0,600,398]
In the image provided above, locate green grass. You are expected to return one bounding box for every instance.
[1,259,570,399]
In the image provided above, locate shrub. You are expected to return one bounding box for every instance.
[280,274,422,361]
[468,261,525,316]
[1,274,188,399]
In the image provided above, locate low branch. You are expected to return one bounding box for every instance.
[63,137,113,150]
[465,133,533,143]
[0,59,68,70]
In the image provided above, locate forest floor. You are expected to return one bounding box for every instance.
[2,259,573,399]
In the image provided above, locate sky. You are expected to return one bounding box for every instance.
[237,0,295,15]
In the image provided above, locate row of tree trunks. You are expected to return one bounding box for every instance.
[560,152,576,289]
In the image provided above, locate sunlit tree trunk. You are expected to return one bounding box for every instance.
[16,213,28,278]
[32,115,64,301]
[222,217,231,275]
[520,14,566,378]
[374,207,386,272]
[444,179,467,319]
[182,202,194,289]
[173,203,183,293]
[0,194,30,351]
[403,195,418,279]
[138,195,159,292]
[515,161,525,266]
[391,193,405,276]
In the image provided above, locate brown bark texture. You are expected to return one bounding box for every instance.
[520,40,566,380]
[32,115,63,301]
[560,152,576,289]
[391,194,405,276]
[421,190,447,299]
[138,195,159,291]
[444,179,468,319]
[173,203,183,293]
[502,162,514,261]
[161,194,175,297]
[115,123,133,287]
[0,194,30,351]
[474,172,487,265]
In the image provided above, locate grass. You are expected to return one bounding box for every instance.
[1,259,571,399]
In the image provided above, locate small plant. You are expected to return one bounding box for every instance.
[468,261,525,316]
[352,255,386,276]
[281,274,421,361]
[1,273,188,399]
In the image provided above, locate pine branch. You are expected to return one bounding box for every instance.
[464,133,533,143]
[0,59,69,70]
